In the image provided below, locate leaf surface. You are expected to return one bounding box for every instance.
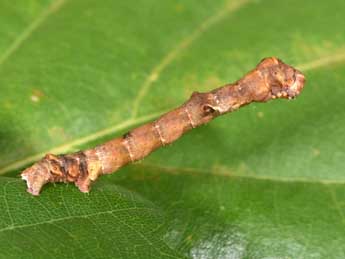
[0,0,345,258]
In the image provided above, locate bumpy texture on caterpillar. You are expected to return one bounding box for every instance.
[21,57,306,195]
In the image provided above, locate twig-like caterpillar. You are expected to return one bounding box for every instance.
[21,57,306,195]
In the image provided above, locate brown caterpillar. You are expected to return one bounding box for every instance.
[21,57,306,195]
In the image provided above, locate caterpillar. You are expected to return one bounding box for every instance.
[21,57,306,195]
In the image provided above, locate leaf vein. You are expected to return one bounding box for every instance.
[0,0,66,68]
[136,163,345,185]
[130,0,253,118]
[0,206,154,234]
[297,48,345,71]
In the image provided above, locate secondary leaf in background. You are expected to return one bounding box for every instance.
[0,177,180,258]
[1,0,345,258]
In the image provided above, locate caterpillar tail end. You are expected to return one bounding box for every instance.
[21,160,52,196]
[21,153,93,196]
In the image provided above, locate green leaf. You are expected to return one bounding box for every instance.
[0,177,179,258]
[0,0,345,258]
[114,167,345,259]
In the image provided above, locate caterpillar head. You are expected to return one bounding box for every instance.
[258,57,306,100]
